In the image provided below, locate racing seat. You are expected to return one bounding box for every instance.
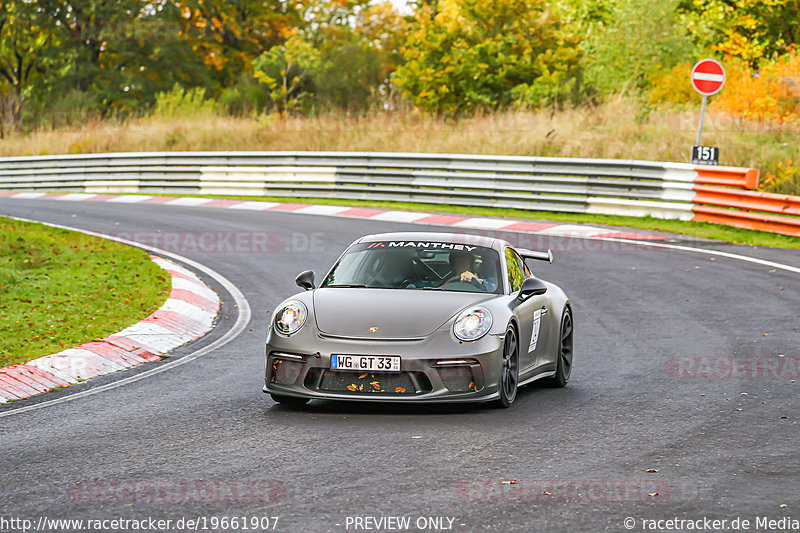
[373,251,417,288]
[475,257,499,292]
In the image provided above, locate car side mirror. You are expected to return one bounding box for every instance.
[518,277,547,299]
[295,270,315,291]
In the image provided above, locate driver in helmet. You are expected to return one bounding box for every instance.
[448,250,495,291]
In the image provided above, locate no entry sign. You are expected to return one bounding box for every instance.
[689,59,725,162]
[691,59,726,95]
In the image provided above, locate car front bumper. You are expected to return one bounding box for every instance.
[263,328,506,403]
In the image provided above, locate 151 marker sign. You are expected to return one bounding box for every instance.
[691,145,719,166]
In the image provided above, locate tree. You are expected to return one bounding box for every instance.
[571,0,698,95]
[296,0,372,46]
[352,2,408,106]
[393,0,584,113]
[173,0,299,89]
[253,33,320,116]
[308,1,407,111]
[311,42,383,111]
[676,0,800,65]
[27,1,188,113]
[0,1,55,134]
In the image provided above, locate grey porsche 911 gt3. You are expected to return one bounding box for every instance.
[263,232,573,408]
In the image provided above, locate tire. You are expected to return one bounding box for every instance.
[494,325,519,408]
[547,307,573,388]
[270,393,310,406]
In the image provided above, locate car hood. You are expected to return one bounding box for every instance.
[313,288,492,339]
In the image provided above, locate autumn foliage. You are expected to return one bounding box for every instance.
[1,0,799,122]
[650,52,800,123]
[394,0,583,113]
[713,53,800,123]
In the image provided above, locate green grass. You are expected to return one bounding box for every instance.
[0,217,171,367]
[139,193,800,249]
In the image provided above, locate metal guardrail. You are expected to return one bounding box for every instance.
[1,151,795,237]
[0,151,711,218]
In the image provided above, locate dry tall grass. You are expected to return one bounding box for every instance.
[1,97,798,193]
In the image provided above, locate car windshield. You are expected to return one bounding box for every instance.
[321,240,502,293]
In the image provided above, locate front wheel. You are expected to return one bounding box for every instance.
[270,393,309,406]
[547,307,573,388]
[494,325,519,408]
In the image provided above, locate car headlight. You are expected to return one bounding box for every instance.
[453,306,492,341]
[274,300,308,335]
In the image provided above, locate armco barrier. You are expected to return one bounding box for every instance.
[0,151,796,237]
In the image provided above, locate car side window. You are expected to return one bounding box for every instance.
[510,249,531,279]
[505,248,525,292]
[517,253,531,278]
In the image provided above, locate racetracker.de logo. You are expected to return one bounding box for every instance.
[666,355,799,379]
[67,480,286,505]
[457,480,673,503]
[106,230,325,253]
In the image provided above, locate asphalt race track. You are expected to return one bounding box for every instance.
[1,197,798,533]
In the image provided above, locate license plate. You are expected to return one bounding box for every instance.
[331,354,401,372]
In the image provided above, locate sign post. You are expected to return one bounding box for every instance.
[690,58,725,165]
[696,93,707,146]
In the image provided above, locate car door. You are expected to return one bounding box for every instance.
[505,247,546,372]
[520,254,558,371]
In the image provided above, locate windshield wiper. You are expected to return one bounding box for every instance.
[326,284,368,288]
[421,286,444,290]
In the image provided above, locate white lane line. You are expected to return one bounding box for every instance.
[594,238,800,274]
[0,217,251,419]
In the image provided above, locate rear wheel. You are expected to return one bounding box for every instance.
[494,325,519,408]
[547,307,573,387]
[270,393,309,406]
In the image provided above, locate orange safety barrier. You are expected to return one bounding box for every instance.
[693,185,800,216]
[694,166,760,190]
[692,185,800,238]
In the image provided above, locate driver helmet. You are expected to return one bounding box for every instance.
[449,250,477,273]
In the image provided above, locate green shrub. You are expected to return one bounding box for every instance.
[220,76,271,116]
[154,84,220,118]
[312,43,384,111]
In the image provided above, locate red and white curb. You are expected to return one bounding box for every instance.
[0,256,220,404]
[0,192,669,241]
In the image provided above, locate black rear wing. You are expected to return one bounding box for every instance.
[518,248,554,264]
